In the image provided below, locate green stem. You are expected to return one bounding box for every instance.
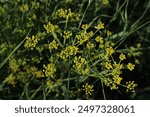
[78,0,91,29]
[0,29,31,69]
[101,80,106,100]
[51,32,63,47]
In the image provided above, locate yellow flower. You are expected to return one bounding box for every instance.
[34,70,45,78]
[9,58,19,72]
[127,63,135,71]
[82,24,89,30]
[135,59,140,64]
[46,79,54,89]
[20,4,29,13]
[119,53,126,61]
[60,45,78,60]
[105,62,112,70]
[44,22,59,33]
[103,78,118,90]
[101,0,109,5]
[107,31,112,36]
[82,83,94,96]
[49,40,59,50]
[103,78,112,87]
[76,31,93,45]
[56,8,67,18]
[113,62,124,70]
[24,35,38,50]
[43,63,56,78]
[5,74,16,87]
[86,42,95,49]
[54,8,78,20]
[136,43,141,48]
[73,56,89,75]
[106,47,114,56]
[81,68,90,75]
[62,30,72,40]
[97,22,104,29]
[67,8,73,18]
[126,81,137,92]
[113,75,122,85]
[73,56,87,70]
[95,36,104,43]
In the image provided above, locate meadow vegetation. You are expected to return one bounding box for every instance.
[0,0,150,99]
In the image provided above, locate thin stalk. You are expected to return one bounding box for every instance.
[51,32,63,47]
[78,0,91,29]
[0,29,31,69]
[29,85,43,100]
[101,80,106,100]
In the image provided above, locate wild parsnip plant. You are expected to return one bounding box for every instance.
[0,0,150,99]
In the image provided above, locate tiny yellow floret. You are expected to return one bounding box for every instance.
[119,53,126,61]
[127,63,135,71]
[82,83,94,96]
[97,22,104,29]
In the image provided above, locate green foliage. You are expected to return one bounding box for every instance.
[0,0,150,99]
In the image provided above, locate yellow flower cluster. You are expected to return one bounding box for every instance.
[9,58,19,73]
[86,42,95,49]
[103,78,118,90]
[126,81,137,92]
[97,22,104,29]
[24,35,39,50]
[62,30,72,40]
[20,4,29,13]
[113,62,124,72]
[105,41,115,47]
[31,1,40,10]
[43,63,56,78]
[73,56,89,75]
[81,24,89,30]
[49,40,59,50]
[55,8,73,19]
[46,79,54,90]
[113,75,122,85]
[95,36,104,43]
[82,83,94,96]
[46,79,62,90]
[101,51,136,90]
[119,53,126,61]
[105,62,112,70]
[0,43,8,55]
[44,22,59,33]
[0,1,142,100]
[5,74,16,87]
[101,0,109,5]
[29,67,44,78]
[103,78,112,87]
[54,8,80,21]
[102,57,125,89]
[106,46,114,56]
[34,70,44,78]
[73,56,87,69]
[127,63,135,71]
[60,45,78,60]
[107,31,112,36]
[95,36,104,48]
[136,43,141,48]
[76,31,93,45]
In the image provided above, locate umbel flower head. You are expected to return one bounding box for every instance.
[82,83,94,96]
[43,63,56,78]
[127,63,135,71]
